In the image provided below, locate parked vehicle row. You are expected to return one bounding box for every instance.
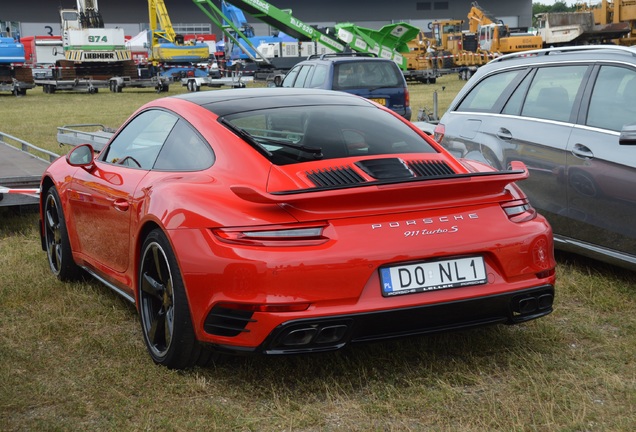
[23,45,636,370]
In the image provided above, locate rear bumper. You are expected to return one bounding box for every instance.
[213,284,554,355]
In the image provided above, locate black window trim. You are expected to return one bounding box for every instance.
[495,67,534,115]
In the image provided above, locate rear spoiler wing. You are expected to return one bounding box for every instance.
[232,161,529,209]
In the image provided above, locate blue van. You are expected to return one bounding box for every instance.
[279,54,412,120]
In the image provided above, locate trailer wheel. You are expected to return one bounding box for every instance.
[156,82,169,93]
[110,81,122,93]
[460,69,473,81]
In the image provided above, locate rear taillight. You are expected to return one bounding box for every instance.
[433,123,445,142]
[501,198,537,223]
[213,223,329,247]
[404,87,410,108]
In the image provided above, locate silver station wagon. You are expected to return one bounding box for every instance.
[434,45,636,271]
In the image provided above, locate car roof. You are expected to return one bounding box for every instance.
[300,54,396,65]
[484,45,636,71]
[172,87,375,116]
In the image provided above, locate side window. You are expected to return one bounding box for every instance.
[307,64,327,88]
[282,66,301,88]
[520,65,587,122]
[153,119,214,171]
[101,110,177,169]
[292,65,313,88]
[456,69,524,112]
[587,65,636,132]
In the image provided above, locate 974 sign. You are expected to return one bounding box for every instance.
[88,35,108,43]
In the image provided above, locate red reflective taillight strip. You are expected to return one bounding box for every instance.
[212,223,329,247]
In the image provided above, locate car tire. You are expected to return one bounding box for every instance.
[44,187,83,281]
[138,229,215,369]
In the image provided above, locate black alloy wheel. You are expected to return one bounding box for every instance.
[138,229,214,369]
[44,187,82,281]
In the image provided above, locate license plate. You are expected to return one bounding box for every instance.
[368,98,386,106]
[380,256,487,297]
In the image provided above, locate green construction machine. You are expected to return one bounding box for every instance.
[192,0,426,79]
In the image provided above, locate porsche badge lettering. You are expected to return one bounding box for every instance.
[371,213,479,231]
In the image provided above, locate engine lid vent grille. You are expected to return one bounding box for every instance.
[355,158,414,179]
[408,160,455,177]
[306,166,365,187]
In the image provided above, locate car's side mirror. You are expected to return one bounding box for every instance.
[619,123,636,145]
[66,144,95,167]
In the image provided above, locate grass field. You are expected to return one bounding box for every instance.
[1,76,635,431]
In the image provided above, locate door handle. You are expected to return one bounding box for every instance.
[571,143,594,160]
[496,128,512,140]
[113,198,130,212]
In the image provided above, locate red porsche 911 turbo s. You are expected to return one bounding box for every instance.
[39,88,556,369]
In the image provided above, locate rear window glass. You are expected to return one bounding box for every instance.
[334,61,402,90]
[221,105,435,165]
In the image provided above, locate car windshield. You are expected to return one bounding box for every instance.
[220,105,436,165]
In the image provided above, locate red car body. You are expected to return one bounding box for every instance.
[40,88,556,369]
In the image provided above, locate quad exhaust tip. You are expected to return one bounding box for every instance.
[513,292,554,318]
[281,324,350,347]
